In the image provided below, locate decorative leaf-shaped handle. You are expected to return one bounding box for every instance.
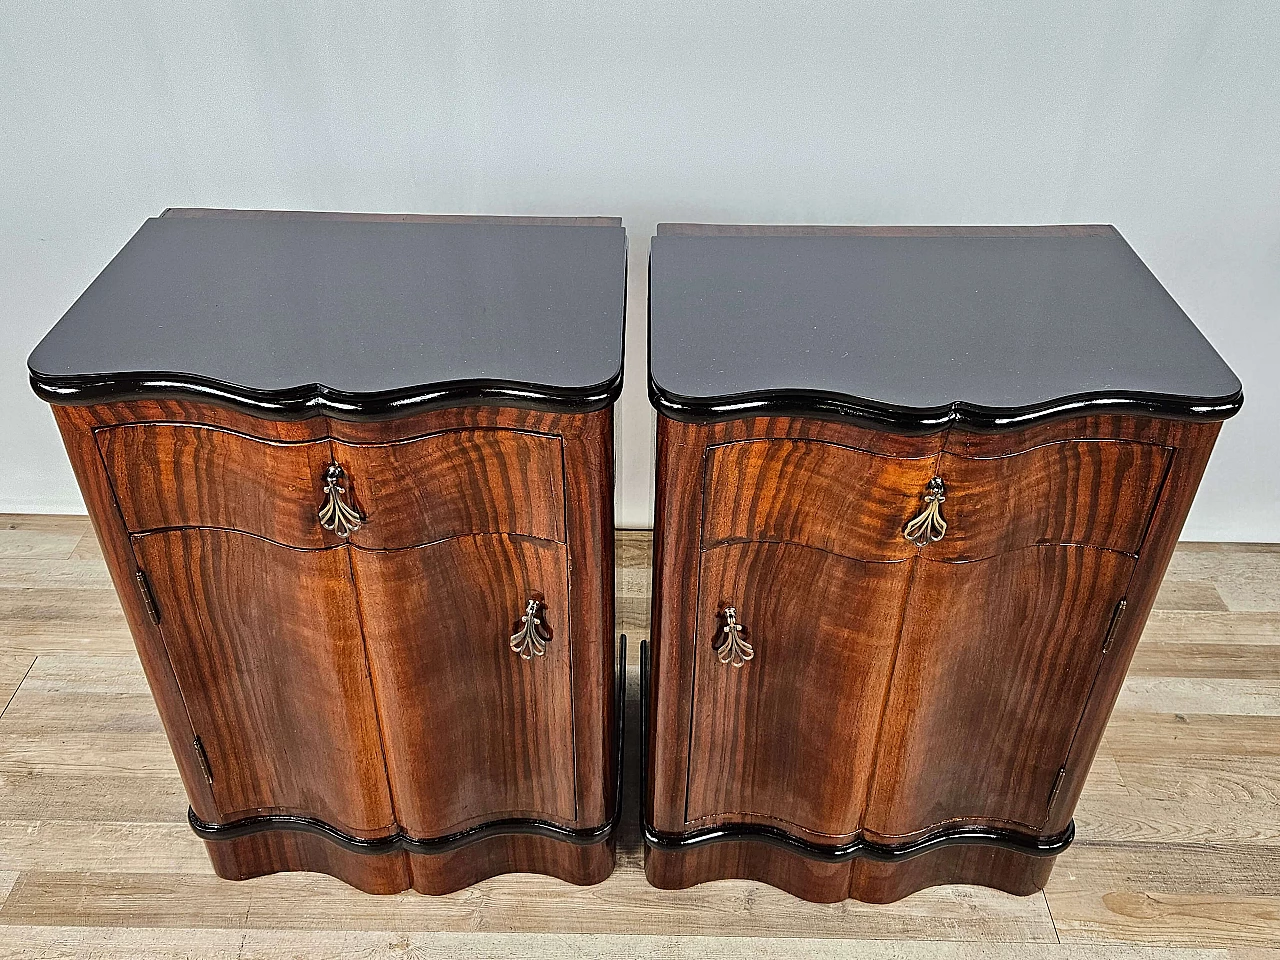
[510,598,552,659]
[715,606,754,668]
[904,476,947,546]
[317,463,364,538]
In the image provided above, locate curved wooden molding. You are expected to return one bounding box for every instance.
[643,816,1075,864]
[189,804,619,855]
[33,370,623,422]
[649,378,1243,434]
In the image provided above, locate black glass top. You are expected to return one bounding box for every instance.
[30,211,627,419]
[648,225,1241,431]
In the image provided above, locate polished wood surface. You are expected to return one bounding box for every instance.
[133,529,395,835]
[926,439,1170,560]
[337,429,565,548]
[98,423,335,548]
[648,225,1241,429]
[648,415,942,843]
[353,534,576,834]
[687,541,909,836]
[1,521,1278,954]
[644,837,1055,905]
[46,397,618,893]
[864,545,1135,838]
[701,438,935,560]
[98,422,567,550]
[647,411,1226,902]
[29,212,627,420]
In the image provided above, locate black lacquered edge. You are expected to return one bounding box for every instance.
[638,637,1074,864]
[648,378,1243,435]
[31,369,624,422]
[192,635,627,855]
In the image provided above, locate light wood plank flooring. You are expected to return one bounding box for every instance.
[0,515,1277,959]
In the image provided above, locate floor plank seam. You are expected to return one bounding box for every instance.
[1041,889,1062,944]
[0,656,36,722]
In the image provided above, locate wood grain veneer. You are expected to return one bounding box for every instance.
[352,534,577,834]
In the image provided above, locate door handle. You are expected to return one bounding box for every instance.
[510,598,552,659]
[715,605,754,667]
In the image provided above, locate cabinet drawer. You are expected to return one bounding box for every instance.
[926,439,1169,561]
[702,439,936,562]
[98,424,334,548]
[98,423,565,550]
[337,429,564,550]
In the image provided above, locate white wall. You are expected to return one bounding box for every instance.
[2,1,1276,538]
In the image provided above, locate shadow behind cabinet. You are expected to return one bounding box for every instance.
[644,224,1242,903]
[30,210,627,894]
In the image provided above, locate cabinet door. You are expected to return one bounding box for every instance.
[865,546,1133,837]
[686,541,911,837]
[133,529,396,835]
[352,534,576,836]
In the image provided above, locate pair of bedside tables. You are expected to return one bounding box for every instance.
[29,210,1241,904]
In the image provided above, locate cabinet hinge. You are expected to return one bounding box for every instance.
[135,569,160,624]
[1102,598,1127,654]
[192,735,214,786]
[1048,765,1067,806]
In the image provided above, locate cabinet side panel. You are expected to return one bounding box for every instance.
[1044,419,1223,833]
[50,404,218,821]
[560,407,615,827]
[649,415,707,832]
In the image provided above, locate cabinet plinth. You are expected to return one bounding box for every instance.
[645,223,1241,903]
[32,210,626,893]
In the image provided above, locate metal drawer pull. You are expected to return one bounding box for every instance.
[317,463,364,538]
[510,598,552,659]
[904,476,947,546]
[715,606,754,667]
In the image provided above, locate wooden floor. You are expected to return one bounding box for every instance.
[0,516,1277,958]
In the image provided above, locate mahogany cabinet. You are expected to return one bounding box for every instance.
[645,224,1242,903]
[29,209,627,894]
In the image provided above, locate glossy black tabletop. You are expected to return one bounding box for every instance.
[30,211,627,419]
[648,225,1242,431]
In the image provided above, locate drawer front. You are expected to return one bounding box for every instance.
[925,439,1169,561]
[98,423,565,550]
[685,540,910,837]
[98,423,334,548]
[702,438,937,562]
[338,429,564,550]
